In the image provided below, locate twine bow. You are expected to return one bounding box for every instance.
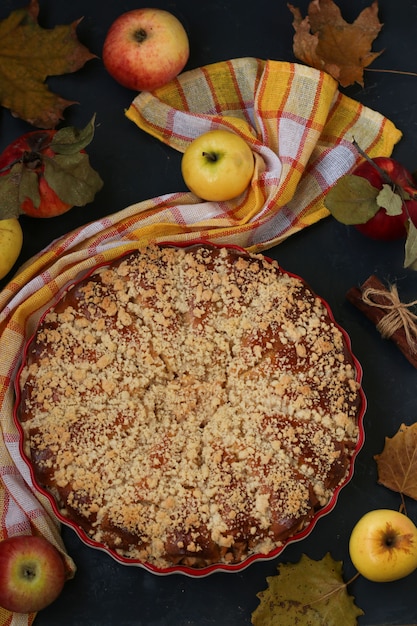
[362,284,417,353]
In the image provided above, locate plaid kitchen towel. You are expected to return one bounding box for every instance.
[0,58,401,625]
[126,58,402,247]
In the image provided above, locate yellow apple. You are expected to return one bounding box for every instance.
[349,509,417,582]
[102,9,189,92]
[181,130,255,201]
[0,218,23,280]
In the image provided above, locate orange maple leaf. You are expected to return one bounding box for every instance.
[374,422,417,500]
[288,0,384,87]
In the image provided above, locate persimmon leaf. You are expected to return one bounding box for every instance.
[50,114,97,155]
[251,553,363,626]
[0,164,23,219]
[19,166,40,208]
[375,422,417,499]
[324,174,379,224]
[288,0,383,87]
[0,0,97,128]
[404,220,417,271]
[44,152,103,206]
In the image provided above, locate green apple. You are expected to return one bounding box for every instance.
[0,535,66,613]
[0,218,23,280]
[181,130,255,201]
[349,509,417,582]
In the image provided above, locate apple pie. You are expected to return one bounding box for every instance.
[17,244,363,569]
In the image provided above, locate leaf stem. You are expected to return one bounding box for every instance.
[346,570,361,586]
[399,495,407,516]
[301,570,361,610]
[365,68,417,78]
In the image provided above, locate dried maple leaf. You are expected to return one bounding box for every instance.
[251,553,363,626]
[375,422,417,500]
[0,0,96,128]
[288,0,383,87]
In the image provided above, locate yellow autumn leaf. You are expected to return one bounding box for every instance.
[252,553,363,625]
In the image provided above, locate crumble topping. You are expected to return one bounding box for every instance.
[18,244,361,568]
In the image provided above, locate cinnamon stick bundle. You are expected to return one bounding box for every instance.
[346,275,417,369]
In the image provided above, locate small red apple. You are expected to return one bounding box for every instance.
[325,155,417,241]
[353,157,417,240]
[0,535,66,613]
[102,8,189,92]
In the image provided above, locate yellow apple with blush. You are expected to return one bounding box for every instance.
[0,535,66,613]
[181,130,255,202]
[349,509,417,582]
[102,8,189,92]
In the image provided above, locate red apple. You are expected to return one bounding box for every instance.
[102,8,189,92]
[0,535,66,613]
[353,157,417,240]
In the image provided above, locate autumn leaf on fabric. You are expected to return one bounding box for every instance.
[0,0,96,128]
[288,0,383,87]
[375,422,417,500]
[251,553,363,626]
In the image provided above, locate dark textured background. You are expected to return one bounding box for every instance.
[2,1,417,624]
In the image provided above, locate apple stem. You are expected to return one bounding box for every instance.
[202,151,218,162]
[134,28,148,44]
[21,564,37,581]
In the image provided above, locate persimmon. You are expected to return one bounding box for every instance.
[0,117,103,219]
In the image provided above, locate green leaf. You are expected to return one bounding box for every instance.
[251,553,363,626]
[404,219,417,271]
[43,151,103,206]
[376,184,403,216]
[50,115,97,155]
[324,175,380,225]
